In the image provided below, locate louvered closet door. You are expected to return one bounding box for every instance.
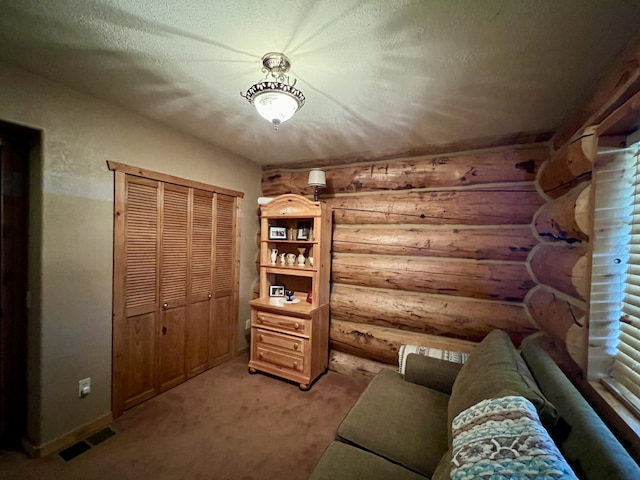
[112,164,241,417]
[158,183,189,391]
[122,176,160,409]
[211,194,236,365]
[186,189,214,377]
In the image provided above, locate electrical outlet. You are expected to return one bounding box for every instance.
[245,319,251,330]
[78,377,91,398]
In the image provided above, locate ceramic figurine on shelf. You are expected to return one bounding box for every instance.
[280,252,286,265]
[297,248,306,266]
[286,253,296,265]
[309,256,314,267]
[270,248,278,264]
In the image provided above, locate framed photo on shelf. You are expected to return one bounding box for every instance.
[269,285,285,297]
[296,221,311,240]
[268,226,287,240]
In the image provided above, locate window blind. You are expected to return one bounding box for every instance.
[589,146,634,379]
[601,143,640,417]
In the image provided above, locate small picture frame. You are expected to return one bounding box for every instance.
[268,226,287,240]
[269,285,285,297]
[296,221,311,240]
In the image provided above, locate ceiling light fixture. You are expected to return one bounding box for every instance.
[241,52,305,129]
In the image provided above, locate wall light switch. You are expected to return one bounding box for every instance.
[78,377,91,398]
[245,319,251,330]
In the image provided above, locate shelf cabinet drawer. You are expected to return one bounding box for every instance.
[255,345,304,374]
[256,329,305,355]
[254,311,310,335]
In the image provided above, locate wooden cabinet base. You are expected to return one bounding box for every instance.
[247,358,327,390]
[248,303,329,390]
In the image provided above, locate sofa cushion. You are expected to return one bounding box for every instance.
[336,368,449,477]
[308,441,428,480]
[448,330,559,439]
[450,396,578,480]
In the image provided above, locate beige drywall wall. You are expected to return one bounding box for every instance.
[0,61,261,447]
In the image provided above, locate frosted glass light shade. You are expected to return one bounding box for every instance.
[254,91,300,126]
[308,169,326,187]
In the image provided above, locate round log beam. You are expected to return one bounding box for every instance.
[329,319,477,365]
[327,186,544,225]
[538,128,597,199]
[332,253,534,302]
[330,283,536,343]
[525,286,586,350]
[529,244,589,300]
[534,183,591,243]
[261,147,547,196]
[328,350,391,380]
[332,225,536,261]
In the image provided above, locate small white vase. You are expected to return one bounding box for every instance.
[297,248,306,266]
[270,248,278,264]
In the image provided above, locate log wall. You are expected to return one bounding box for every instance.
[261,145,546,364]
[534,34,640,379]
[527,130,597,369]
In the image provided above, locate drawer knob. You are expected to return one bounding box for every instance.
[294,323,300,330]
[259,334,264,341]
[258,317,264,323]
[293,361,298,370]
[259,352,264,359]
[293,344,298,350]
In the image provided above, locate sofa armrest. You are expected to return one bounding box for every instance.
[404,353,463,394]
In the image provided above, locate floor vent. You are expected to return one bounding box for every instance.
[58,441,91,461]
[57,426,116,461]
[87,427,115,446]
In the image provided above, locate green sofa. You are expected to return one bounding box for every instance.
[309,330,640,480]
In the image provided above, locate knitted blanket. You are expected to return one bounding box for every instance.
[451,396,577,480]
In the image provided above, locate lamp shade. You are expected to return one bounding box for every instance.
[253,90,301,126]
[308,169,326,187]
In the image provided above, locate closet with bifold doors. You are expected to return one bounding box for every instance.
[109,162,242,417]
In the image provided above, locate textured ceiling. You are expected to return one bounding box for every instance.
[0,0,639,165]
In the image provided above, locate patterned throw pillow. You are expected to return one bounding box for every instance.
[451,396,577,480]
[397,344,469,374]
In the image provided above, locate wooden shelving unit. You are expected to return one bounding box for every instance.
[249,194,332,390]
